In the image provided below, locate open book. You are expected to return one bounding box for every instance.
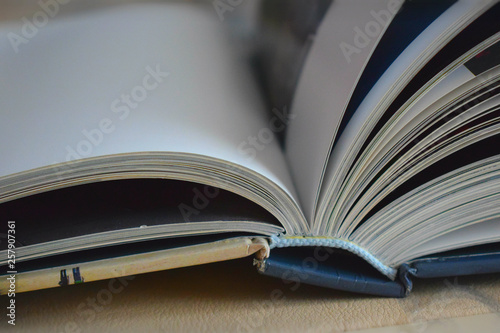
[1,0,499,297]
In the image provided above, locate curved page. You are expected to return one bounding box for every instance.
[0,3,300,210]
[285,0,397,223]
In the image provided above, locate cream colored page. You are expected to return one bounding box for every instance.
[0,3,299,201]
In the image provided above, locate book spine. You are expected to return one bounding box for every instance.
[256,247,407,298]
[269,235,397,279]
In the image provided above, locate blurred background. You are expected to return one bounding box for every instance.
[0,0,332,144]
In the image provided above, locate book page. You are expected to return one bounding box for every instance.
[284,0,398,223]
[402,217,500,264]
[0,3,301,208]
[333,47,500,237]
[316,0,494,234]
[351,152,500,267]
[0,178,284,262]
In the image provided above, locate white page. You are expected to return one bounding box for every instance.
[316,0,492,234]
[396,217,500,265]
[285,0,397,223]
[357,64,496,184]
[366,65,476,165]
[351,155,500,265]
[0,3,300,205]
[335,65,496,236]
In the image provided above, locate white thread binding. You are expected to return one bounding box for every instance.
[269,235,397,280]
